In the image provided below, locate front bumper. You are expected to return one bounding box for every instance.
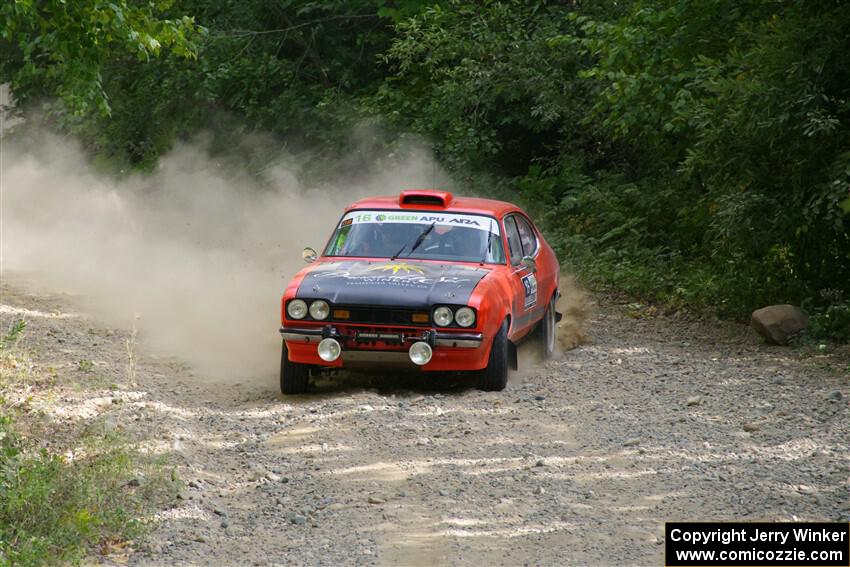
[280,324,488,370]
[280,325,483,348]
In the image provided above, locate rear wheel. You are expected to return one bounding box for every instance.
[534,294,557,359]
[477,320,509,391]
[280,341,309,394]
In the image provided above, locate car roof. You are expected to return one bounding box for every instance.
[346,190,524,218]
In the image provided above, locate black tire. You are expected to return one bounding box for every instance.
[477,319,509,391]
[280,341,309,394]
[534,294,557,360]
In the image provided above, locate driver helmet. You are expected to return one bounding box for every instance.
[446,227,479,257]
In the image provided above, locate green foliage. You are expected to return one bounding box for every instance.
[1,320,26,349]
[62,0,435,169]
[806,290,850,342]
[0,414,160,566]
[0,0,201,116]
[539,0,850,337]
[0,345,178,566]
[376,0,593,174]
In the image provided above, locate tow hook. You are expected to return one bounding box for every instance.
[421,329,437,348]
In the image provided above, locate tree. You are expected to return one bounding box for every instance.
[0,0,200,116]
[577,0,850,309]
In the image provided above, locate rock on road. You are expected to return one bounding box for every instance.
[1,284,848,566]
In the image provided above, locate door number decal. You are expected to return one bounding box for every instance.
[521,274,537,310]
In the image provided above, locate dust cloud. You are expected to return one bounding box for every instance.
[1,128,447,380]
[555,274,592,352]
[513,273,591,380]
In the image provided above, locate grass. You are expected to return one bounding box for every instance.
[0,320,178,566]
[0,420,149,566]
[1,321,26,348]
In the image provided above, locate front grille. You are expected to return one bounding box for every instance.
[333,306,428,326]
[354,331,404,343]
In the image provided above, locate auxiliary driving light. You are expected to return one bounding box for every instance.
[317,338,341,362]
[409,341,433,366]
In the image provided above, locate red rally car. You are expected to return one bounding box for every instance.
[279,190,560,394]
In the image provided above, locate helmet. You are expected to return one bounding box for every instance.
[446,227,479,258]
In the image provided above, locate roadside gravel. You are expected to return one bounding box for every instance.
[1,283,847,566]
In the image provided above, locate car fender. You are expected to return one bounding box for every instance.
[280,265,315,324]
[467,268,514,341]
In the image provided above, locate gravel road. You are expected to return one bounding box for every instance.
[1,283,848,566]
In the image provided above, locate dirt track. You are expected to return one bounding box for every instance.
[1,282,848,566]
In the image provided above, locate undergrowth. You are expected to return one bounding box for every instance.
[0,320,177,566]
[517,166,850,342]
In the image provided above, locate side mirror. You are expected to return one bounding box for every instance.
[521,255,537,273]
[302,247,318,263]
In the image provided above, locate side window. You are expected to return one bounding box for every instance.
[325,224,352,255]
[504,216,523,266]
[515,215,538,257]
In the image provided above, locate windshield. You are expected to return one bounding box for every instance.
[324,210,505,264]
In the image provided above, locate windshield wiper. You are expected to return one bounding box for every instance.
[392,222,436,260]
[480,219,494,265]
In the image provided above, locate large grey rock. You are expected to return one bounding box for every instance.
[751,305,809,345]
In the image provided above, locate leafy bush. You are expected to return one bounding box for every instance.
[0,344,177,566]
[566,0,850,326]
[0,412,175,566]
[806,291,850,342]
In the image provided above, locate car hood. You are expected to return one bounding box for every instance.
[296,260,491,308]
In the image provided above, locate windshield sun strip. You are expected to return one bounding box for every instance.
[321,209,508,266]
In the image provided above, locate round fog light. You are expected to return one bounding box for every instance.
[317,338,341,362]
[409,341,433,366]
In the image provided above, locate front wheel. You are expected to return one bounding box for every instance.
[477,320,509,391]
[280,341,309,394]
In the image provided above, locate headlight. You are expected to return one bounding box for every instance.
[455,307,475,328]
[287,299,308,320]
[309,300,330,320]
[433,306,453,327]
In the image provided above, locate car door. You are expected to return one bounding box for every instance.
[503,214,539,338]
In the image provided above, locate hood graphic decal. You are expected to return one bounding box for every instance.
[297,261,490,308]
[366,262,426,275]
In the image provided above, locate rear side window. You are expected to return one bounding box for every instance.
[504,216,523,266]
[515,215,538,256]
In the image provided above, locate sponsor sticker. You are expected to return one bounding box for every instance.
[367,262,426,275]
[340,210,500,234]
[521,273,537,310]
[311,269,471,289]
